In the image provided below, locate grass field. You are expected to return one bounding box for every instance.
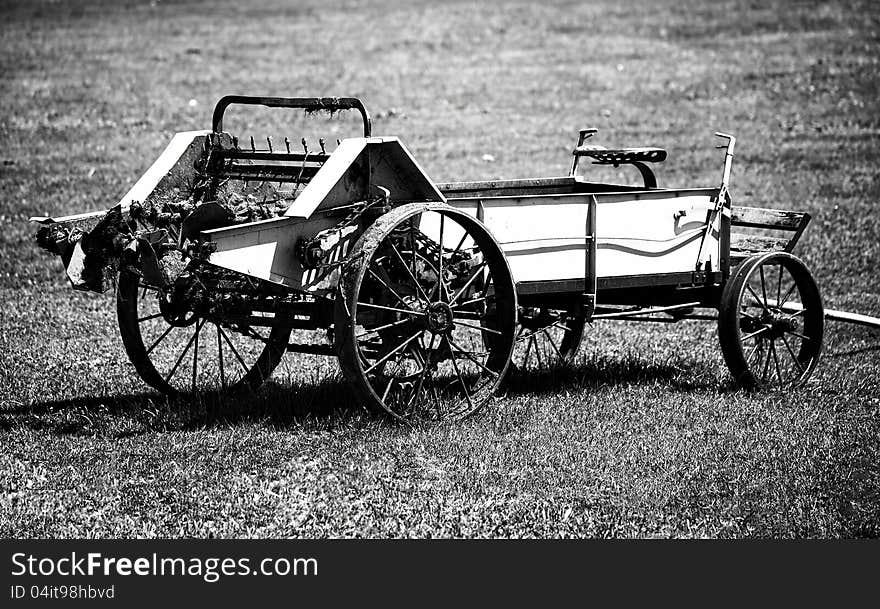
[1,0,878,538]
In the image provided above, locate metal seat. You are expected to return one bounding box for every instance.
[573,146,667,165]
[569,128,667,188]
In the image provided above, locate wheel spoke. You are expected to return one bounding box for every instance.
[164,322,200,384]
[146,325,175,356]
[363,331,424,375]
[770,340,784,384]
[452,296,487,312]
[409,223,419,288]
[785,329,810,341]
[367,267,413,311]
[217,324,226,388]
[778,281,798,309]
[381,375,396,403]
[550,321,575,333]
[542,328,564,360]
[776,264,783,307]
[357,301,422,317]
[741,326,769,342]
[784,308,807,321]
[444,336,473,411]
[191,318,202,392]
[389,240,430,303]
[746,340,762,366]
[438,213,445,297]
[355,317,414,339]
[454,319,502,336]
[746,284,771,314]
[534,335,545,369]
[780,334,805,373]
[759,264,769,309]
[761,342,773,382]
[450,263,488,306]
[450,231,469,260]
[219,326,250,374]
[523,334,535,368]
[408,334,437,412]
[448,335,499,378]
[138,312,164,323]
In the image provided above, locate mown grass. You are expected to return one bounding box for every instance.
[1,0,878,537]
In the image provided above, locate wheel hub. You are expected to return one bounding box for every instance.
[767,312,798,339]
[426,302,454,333]
[158,290,199,327]
[741,310,800,340]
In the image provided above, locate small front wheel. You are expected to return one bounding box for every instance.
[718,252,824,388]
[335,203,517,423]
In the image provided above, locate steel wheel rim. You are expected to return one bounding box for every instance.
[339,205,516,422]
[117,271,291,395]
[512,309,584,374]
[730,254,823,388]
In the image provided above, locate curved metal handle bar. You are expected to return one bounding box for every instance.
[212,95,372,137]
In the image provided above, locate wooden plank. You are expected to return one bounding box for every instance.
[729,233,791,254]
[731,206,808,230]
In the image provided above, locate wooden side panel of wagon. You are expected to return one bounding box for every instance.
[444,186,721,295]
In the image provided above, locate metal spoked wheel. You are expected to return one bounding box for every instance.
[510,308,585,374]
[335,202,517,423]
[718,251,824,388]
[116,270,292,396]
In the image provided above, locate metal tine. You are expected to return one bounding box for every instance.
[284,138,294,196]
[232,136,239,150]
[336,138,341,147]
[244,137,256,187]
[319,138,326,155]
[293,138,310,194]
[266,136,283,187]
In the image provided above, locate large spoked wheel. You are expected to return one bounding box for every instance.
[718,251,824,388]
[335,203,517,423]
[117,270,292,396]
[509,308,585,375]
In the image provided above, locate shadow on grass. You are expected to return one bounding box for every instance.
[4,356,719,436]
[503,356,717,396]
[1,377,366,437]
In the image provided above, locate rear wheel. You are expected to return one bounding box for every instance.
[117,269,292,396]
[509,308,585,374]
[718,252,823,388]
[335,203,517,423]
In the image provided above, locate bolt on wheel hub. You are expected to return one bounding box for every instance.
[426,302,454,333]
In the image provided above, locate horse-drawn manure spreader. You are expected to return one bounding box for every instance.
[33,95,831,423]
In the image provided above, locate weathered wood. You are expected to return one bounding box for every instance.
[731,206,809,230]
[729,233,791,254]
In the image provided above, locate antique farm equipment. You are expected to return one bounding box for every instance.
[33,95,830,423]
